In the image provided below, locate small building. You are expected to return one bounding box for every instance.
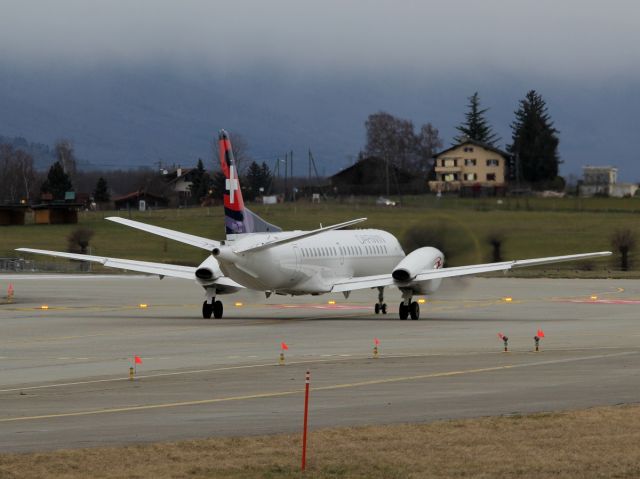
[329,157,421,195]
[0,204,29,226]
[113,190,169,210]
[579,166,638,197]
[163,167,201,205]
[31,202,82,224]
[429,139,510,196]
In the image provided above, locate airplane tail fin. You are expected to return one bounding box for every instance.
[218,130,282,237]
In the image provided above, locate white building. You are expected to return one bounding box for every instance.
[579,166,638,197]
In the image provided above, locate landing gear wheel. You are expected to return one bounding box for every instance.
[381,303,387,314]
[202,301,213,319]
[375,303,380,314]
[409,301,420,320]
[399,302,409,320]
[213,300,223,319]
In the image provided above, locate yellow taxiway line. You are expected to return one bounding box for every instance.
[1,351,634,423]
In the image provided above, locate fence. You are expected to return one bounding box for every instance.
[0,257,90,273]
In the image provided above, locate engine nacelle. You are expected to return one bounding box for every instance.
[392,247,444,294]
[195,255,224,286]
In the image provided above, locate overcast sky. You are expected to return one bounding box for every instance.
[1,0,639,82]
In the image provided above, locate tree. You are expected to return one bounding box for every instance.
[93,177,110,203]
[245,161,273,199]
[227,132,252,174]
[416,123,443,176]
[67,228,94,254]
[55,139,77,180]
[41,161,73,199]
[509,90,561,187]
[364,112,441,175]
[189,159,212,204]
[365,112,418,172]
[611,229,636,271]
[454,92,499,146]
[0,145,35,203]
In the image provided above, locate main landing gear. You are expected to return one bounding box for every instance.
[398,291,420,320]
[202,300,223,319]
[202,289,223,319]
[374,286,387,315]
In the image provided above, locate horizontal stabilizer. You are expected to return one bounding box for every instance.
[17,248,197,279]
[233,218,367,254]
[106,217,219,251]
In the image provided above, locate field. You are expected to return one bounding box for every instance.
[1,405,639,478]
[1,195,638,274]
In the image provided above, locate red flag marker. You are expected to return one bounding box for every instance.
[134,355,143,364]
[374,338,380,345]
[281,342,289,351]
[537,329,545,338]
[498,333,504,340]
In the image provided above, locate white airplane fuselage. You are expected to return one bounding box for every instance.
[216,228,405,294]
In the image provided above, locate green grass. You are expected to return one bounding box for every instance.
[0,197,635,273]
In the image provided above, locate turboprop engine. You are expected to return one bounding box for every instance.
[392,246,444,294]
[194,256,224,285]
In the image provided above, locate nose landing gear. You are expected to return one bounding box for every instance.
[374,286,388,315]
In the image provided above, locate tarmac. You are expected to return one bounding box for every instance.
[0,275,639,452]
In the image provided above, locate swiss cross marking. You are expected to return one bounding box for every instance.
[226,165,239,204]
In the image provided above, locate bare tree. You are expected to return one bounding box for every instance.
[0,144,35,203]
[611,229,637,271]
[67,228,95,254]
[226,131,252,174]
[365,112,442,175]
[486,231,505,262]
[365,112,418,172]
[55,139,77,180]
[14,149,35,202]
[416,123,443,175]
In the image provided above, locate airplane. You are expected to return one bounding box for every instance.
[18,130,612,321]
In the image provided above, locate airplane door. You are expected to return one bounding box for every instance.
[337,242,344,266]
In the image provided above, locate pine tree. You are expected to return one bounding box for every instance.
[509,90,561,187]
[189,159,210,204]
[93,177,110,203]
[454,92,499,146]
[260,162,272,192]
[40,161,73,199]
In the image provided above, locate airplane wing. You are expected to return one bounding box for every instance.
[105,217,219,251]
[331,251,612,293]
[233,218,367,254]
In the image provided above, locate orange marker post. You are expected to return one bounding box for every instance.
[280,342,288,365]
[373,337,380,359]
[301,370,311,472]
[134,355,142,375]
[498,333,509,352]
[7,283,14,303]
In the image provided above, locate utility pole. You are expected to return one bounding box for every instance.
[284,152,288,201]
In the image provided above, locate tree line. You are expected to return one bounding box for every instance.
[363,89,561,189]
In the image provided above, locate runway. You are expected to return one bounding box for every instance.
[0,275,639,452]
